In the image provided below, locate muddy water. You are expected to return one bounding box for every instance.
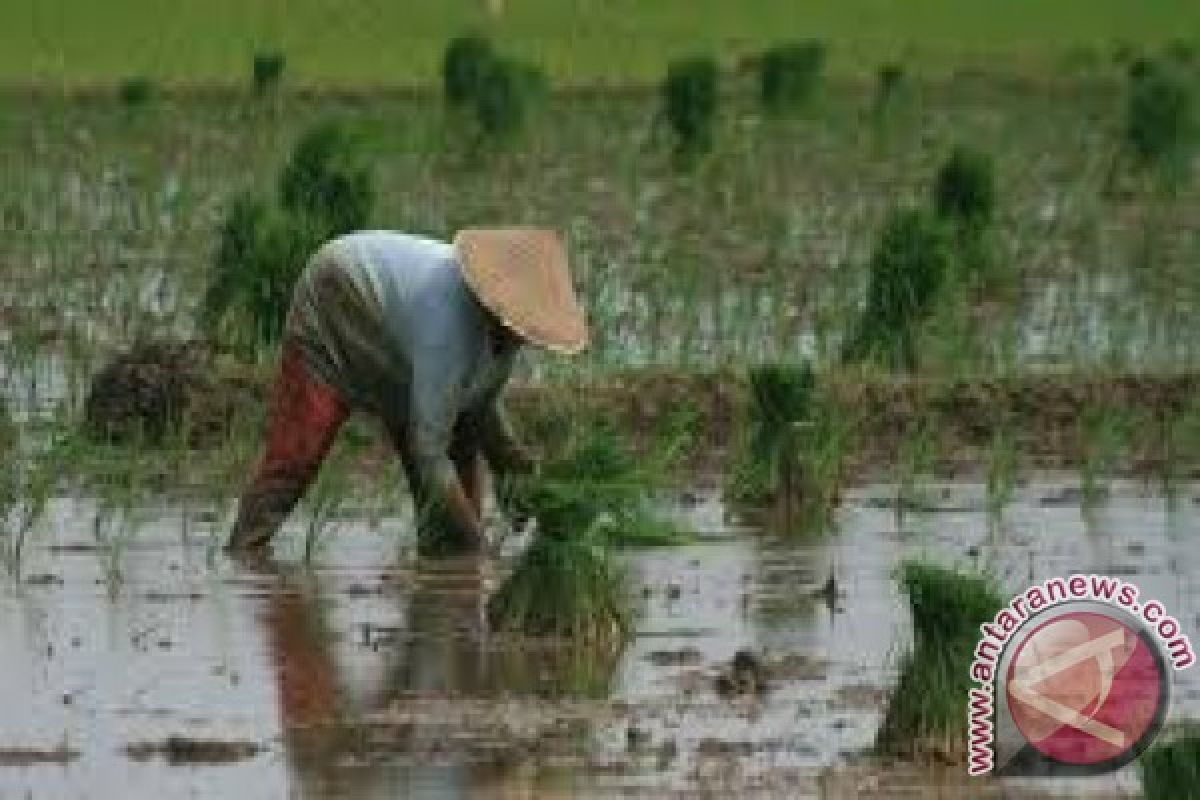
[0,479,1194,798]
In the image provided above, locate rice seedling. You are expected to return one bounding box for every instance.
[842,208,955,371]
[985,424,1018,519]
[252,51,286,94]
[118,76,154,109]
[758,41,826,115]
[441,33,543,142]
[1140,724,1200,799]
[1126,59,1197,188]
[502,422,685,548]
[301,449,350,563]
[1078,400,1129,508]
[488,423,681,640]
[443,34,496,108]
[933,147,997,230]
[876,560,1004,762]
[730,361,847,533]
[874,63,906,114]
[486,525,629,641]
[202,121,373,346]
[663,55,718,158]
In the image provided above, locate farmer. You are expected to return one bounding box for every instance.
[225,228,588,556]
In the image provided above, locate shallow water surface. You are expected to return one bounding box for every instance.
[0,479,1194,798]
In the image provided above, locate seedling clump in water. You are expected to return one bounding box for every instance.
[877,560,1004,762]
[731,361,845,532]
[842,207,954,370]
[488,424,681,639]
[1140,725,1200,800]
[203,122,374,347]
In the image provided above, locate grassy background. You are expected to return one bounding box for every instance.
[4,0,1199,87]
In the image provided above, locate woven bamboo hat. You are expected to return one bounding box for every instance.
[454,227,589,354]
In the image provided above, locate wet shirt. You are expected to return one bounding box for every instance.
[285,231,516,495]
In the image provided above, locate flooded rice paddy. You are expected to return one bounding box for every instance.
[0,476,1195,798]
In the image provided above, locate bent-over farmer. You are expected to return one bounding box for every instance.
[225,228,588,556]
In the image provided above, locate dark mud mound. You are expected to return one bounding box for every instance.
[124,736,263,765]
[84,340,261,447]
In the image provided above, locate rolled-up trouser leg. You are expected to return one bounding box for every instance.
[227,341,349,552]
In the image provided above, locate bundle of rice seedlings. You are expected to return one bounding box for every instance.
[488,424,682,640]
[487,527,628,641]
[877,560,1003,762]
[504,422,686,547]
[729,362,847,533]
[1141,725,1200,799]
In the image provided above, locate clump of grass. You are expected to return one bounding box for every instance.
[758,40,825,115]
[441,33,544,141]
[252,51,286,93]
[730,362,846,532]
[877,561,1004,762]
[118,76,154,108]
[842,208,954,370]
[1126,59,1197,186]
[663,55,718,158]
[1141,725,1200,800]
[202,121,373,346]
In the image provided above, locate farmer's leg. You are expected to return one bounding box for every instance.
[227,342,349,552]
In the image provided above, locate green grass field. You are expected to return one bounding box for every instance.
[5,0,1199,88]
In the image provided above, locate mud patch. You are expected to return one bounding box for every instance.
[0,744,80,767]
[84,339,262,446]
[123,736,264,765]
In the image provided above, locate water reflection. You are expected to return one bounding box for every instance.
[248,554,624,798]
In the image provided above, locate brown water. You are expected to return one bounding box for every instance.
[0,478,1194,798]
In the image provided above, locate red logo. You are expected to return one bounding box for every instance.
[1006,611,1166,766]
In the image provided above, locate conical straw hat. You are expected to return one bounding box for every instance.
[454,228,589,354]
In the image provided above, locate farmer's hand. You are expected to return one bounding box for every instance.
[496,472,537,531]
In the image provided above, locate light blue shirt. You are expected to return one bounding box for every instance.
[286,231,517,496]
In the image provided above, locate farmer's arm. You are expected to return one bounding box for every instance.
[479,399,536,476]
[408,340,487,547]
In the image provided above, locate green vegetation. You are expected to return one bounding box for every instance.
[730,362,847,531]
[759,41,825,114]
[933,147,995,230]
[202,121,373,346]
[118,76,154,107]
[877,561,1004,760]
[442,33,545,140]
[487,526,629,640]
[4,1,1197,86]
[252,51,286,93]
[1141,725,1200,800]
[842,208,954,370]
[1126,60,1197,185]
[488,424,682,638]
[503,423,685,548]
[663,56,718,157]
